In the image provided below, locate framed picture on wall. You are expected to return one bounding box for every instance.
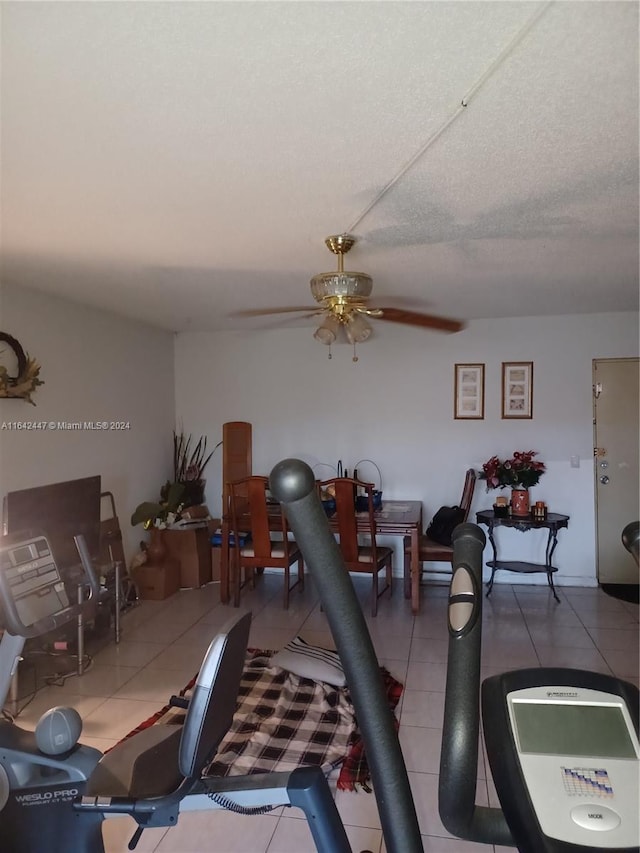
[454,363,485,420]
[502,361,533,419]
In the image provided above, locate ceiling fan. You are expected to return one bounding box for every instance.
[237,234,465,356]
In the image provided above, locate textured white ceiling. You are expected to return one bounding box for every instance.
[1,1,638,333]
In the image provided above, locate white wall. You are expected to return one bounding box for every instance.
[0,283,176,560]
[3,288,634,587]
[174,312,639,588]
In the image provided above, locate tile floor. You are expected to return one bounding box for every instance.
[14,574,639,853]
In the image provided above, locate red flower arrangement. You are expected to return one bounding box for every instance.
[479,451,546,490]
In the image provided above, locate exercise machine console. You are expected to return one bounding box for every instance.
[439,523,639,852]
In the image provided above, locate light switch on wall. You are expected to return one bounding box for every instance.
[570,455,580,468]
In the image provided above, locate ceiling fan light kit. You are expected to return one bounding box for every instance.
[307,234,463,358]
[309,236,377,360]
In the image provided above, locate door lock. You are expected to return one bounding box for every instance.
[599,475,610,485]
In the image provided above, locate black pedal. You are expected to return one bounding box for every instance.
[128,826,144,850]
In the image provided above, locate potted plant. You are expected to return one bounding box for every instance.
[131,430,222,544]
[479,451,546,517]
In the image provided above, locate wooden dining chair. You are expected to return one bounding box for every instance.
[320,477,392,616]
[403,468,476,587]
[228,475,304,609]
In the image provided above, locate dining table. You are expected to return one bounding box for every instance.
[218,499,424,613]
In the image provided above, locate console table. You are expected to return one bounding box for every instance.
[475,509,570,602]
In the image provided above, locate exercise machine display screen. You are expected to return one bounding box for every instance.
[0,533,69,631]
[512,702,637,759]
[503,685,639,848]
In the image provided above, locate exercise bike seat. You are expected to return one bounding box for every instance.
[79,610,251,814]
[85,725,183,799]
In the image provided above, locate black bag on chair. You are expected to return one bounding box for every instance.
[426,505,466,546]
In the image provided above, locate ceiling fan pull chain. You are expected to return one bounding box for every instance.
[352,342,358,363]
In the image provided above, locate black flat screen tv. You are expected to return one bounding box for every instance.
[4,475,102,570]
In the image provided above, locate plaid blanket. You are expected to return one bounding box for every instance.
[118,649,402,792]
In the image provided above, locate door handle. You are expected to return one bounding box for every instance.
[599,475,610,485]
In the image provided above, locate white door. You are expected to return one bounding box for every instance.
[593,358,639,585]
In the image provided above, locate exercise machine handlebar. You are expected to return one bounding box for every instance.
[269,458,423,853]
[438,523,514,847]
[622,521,640,566]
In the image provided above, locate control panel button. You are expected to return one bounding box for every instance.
[570,804,621,832]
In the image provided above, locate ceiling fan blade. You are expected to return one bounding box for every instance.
[232,306,317,317]
[246,311,322,331]
[374,306,465,333]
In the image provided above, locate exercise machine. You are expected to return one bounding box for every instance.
[0,529,351,853]
[6,465,631,853]
[270,459,640,853]
[439,523,639,852]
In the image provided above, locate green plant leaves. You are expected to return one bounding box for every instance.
[131,481,186,526]
[131,501,165,526]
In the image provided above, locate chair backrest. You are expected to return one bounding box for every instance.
[228,475,291,563]
[179,610,251,779]
[222,421,252,516]
[320,477,378,568]
[459,468,477,521]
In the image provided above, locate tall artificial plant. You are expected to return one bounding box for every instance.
[173,431,220,482]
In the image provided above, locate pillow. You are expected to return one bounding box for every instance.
[271,636,346,687]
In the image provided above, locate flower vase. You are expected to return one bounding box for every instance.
[147,527,168,564]
[511,488,530,517]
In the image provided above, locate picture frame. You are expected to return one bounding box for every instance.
[502,361,533,419]
[454,363,485,420]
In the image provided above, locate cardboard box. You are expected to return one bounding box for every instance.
[134,558,180,601]
[164,527,212,589]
